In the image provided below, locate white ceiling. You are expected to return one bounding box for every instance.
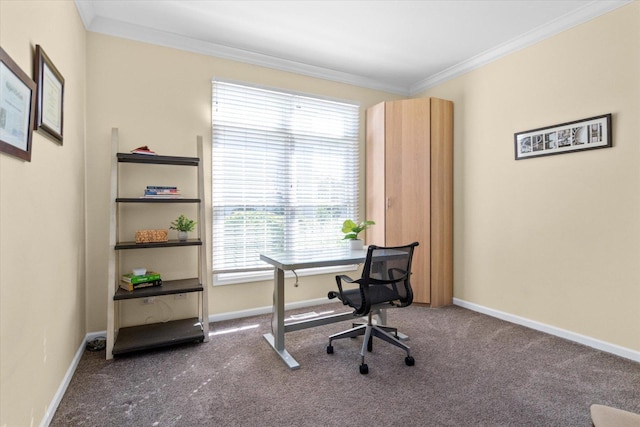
[74,0,629,95]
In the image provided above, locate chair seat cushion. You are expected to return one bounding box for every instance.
[339,286,399,310]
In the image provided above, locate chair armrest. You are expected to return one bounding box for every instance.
[332,275,370,316]
[336,274,357,284]
[335,274,355,296]
[328,275,359,303]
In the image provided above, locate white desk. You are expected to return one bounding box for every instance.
[260,248,405,369]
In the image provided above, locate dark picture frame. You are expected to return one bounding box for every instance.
[0,46,36,161]
[514,114,612,160]
[34,45,64,144]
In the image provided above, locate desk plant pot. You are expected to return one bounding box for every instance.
[342,219,374,250]
[349,239,364,250]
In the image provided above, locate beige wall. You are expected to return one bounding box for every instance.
[86,1,640,351]
[0,1,87,426]
[419,2,640,351]
[84,33,402,332]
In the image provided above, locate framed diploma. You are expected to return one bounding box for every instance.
[0,46,36,161]
[34,45,64,144]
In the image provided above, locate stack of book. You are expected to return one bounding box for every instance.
[143,185,181,198]
[120,271,162,291]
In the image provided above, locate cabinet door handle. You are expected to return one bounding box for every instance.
[386,197,391,209]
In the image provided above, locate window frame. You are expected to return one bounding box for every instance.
[211,79,361,285]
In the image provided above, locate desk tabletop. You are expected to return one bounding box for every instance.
[260,247,405,270]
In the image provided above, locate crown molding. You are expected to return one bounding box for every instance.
[74,0,95,29]
[74,0,411,96]
[75,0,630,97]
[410,0,632,95]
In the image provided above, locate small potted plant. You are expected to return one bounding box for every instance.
[170,214,196,241]
[342,219,375,250]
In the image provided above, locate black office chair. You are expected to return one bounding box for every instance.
[327,242,419,374]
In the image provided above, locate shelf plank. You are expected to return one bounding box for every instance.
[112,318,204,356]
[117,152,199,166]
[115,239,202,250]
[116,197,201,203]
[114,278,202,300]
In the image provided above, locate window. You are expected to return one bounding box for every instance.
[212,80,360,283]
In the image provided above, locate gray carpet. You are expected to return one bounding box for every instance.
[51,304,640,426]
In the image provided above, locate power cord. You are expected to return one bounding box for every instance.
[292,269,299,287]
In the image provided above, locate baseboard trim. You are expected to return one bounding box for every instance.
[40,332,105,427]
[208,297,335,323]
[453,298,640,363]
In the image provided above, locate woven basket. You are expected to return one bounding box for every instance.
[135,229,168,243]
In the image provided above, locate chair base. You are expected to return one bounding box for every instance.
[327,314,413,374]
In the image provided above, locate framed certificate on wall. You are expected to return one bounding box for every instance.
[34,44,64,144]
[0,46,36,161]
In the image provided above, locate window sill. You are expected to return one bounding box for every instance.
[213,264,358,286]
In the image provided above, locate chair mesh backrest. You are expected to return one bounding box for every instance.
[361,242,418,310]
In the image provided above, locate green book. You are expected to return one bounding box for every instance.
[119,279,162,292]
[121,271,161,284]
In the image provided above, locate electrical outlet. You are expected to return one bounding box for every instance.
[142,297,155,304]
[175,293,187,300]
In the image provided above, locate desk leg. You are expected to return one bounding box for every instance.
[263,267,300,369]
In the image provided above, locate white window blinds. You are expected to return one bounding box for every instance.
[212,80,360,277]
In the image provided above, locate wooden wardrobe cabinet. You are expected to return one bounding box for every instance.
[365,97,453,307]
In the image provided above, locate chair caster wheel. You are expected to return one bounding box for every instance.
[326,345,334,354]
[359,363,369,374]
[405,356,415,366]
